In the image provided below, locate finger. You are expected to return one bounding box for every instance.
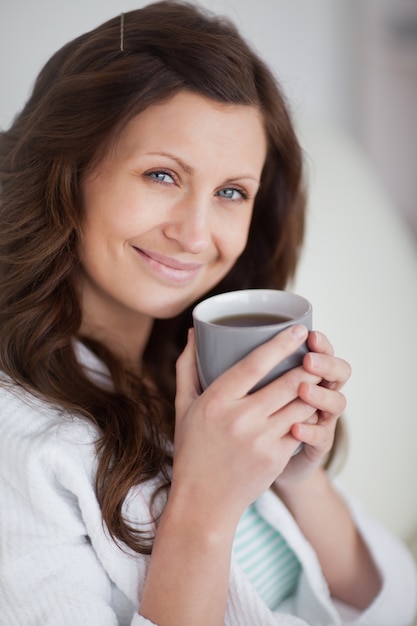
[298,382,347,417]
[291,419,336,451]
[303,352,352,390]
[304,412,319,425]
[254,365,321,417]
[307,331,334,356]
[175,329,201,416]
[269,397,318,425]
[210,324,309,399]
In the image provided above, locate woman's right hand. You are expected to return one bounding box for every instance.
[141,326,319,626]
[171,324,320,525]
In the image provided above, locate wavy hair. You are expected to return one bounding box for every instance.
[0,1,306,553]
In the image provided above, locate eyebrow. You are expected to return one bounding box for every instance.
[145,150,261,184]
[145,151,193,175]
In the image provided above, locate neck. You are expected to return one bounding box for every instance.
[80,313,154,366]
[78,304,154,370]
[77,270,155,367]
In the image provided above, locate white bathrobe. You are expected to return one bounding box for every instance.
[1,347,416,625]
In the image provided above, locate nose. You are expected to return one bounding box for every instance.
[163,195,211,254]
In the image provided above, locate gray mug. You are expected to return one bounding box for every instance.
[192,289,312,392]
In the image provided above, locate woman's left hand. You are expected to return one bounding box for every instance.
[275,330,351,488]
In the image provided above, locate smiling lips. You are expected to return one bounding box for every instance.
[133,246,204,283]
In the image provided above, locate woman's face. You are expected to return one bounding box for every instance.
[79,90,267,329]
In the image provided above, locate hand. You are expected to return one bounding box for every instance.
[172,325,321,524]
[275,330,351,489]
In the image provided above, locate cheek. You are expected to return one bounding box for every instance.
[224,217,252,258]
[214,232,249,279]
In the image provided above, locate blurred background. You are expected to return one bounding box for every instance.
[1,0,416,238]
[1,0,417,549]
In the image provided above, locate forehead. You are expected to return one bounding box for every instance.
[112,91,267,163]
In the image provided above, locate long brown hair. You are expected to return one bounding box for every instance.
[0,1,305,553]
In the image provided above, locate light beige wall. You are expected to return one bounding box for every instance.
[0,0,355,132]
[294,118,417,543]
[354,0,417,238]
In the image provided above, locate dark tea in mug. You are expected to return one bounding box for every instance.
[212,313,292,327]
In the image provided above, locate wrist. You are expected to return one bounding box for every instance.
[274,467,330,508]
[161,483,240,548]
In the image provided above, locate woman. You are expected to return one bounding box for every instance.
[0,2,415,625]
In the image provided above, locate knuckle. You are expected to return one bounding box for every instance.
[241,353,267,381]
[226,412,249,441]
[304,408,318,424]
[297,398,315,418]
[338,392,347,413]
[204,387,225,416]
[280,367,303,392]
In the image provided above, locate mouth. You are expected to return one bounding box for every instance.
[133,246,204,283]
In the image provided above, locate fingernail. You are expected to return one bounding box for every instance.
[309,353,319,368]
[312,331,321,346]
[296,424,305,437]
[291,324,307,339]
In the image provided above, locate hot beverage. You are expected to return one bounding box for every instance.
[192,289,312,391]
[212,313,292,327]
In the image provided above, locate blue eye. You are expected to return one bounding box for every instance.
[217,187,248,201]
[147,171,175,184]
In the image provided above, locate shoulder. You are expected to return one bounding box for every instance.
[0,372,167,532]
[0,373,98,440]
[0,374,101,490]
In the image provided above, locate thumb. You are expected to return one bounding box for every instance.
[175,328,201,419]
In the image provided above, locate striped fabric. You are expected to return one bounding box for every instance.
[232,503,301,610]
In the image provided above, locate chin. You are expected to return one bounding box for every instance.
[147,277,227,320]
[152,293,208,320]
[150,300,194,321]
